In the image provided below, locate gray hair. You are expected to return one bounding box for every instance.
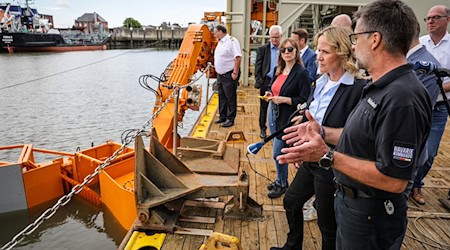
[354,0,418,56]
[269,25,282,35]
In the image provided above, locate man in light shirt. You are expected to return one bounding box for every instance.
[213,24,242,128]
[414,5,450,205]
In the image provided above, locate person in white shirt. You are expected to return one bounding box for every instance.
[213,25,242,128]
[414,5,450,205]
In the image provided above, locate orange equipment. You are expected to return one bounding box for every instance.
[151,24,217,150]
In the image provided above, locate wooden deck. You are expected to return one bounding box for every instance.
[161,86,450,250]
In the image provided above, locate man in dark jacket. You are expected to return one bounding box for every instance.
[255,25,282,138]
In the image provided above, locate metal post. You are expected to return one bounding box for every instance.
[173,88,179,156]
[205,63,211,115]
[130,26,133,48]
[171,27,174,47]
[143,27,146,47]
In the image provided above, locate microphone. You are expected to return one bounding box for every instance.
[247,103,307,155]
[414,61,450,78]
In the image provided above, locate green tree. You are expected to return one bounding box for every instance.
[123,17,142,28]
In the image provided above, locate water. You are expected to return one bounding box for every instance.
[0,49,212,249]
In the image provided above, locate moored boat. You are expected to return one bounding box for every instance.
[0,1,110,53]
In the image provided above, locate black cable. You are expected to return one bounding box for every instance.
[0,51,129,91]
[245,152,274,183]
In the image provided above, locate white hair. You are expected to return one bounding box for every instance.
[269,25,282,35]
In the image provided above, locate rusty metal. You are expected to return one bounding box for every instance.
[134,133,262,233]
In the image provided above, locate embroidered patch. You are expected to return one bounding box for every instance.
[392,141,415,168]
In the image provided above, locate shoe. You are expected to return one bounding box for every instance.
[260,130,267,139]
[412,187,426,205]
[270,247,285,250]
[221,120,234,127]
[267,181,288,191]
[268,184,287,198]
[214,118,226,124]
[267,181,277,191]
[303,206,318,221]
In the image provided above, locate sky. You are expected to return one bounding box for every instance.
[12,0,226,28]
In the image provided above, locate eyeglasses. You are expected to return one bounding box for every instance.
[349,31,378,45]
[424,15,448,22]
[279,47,294,53]
[270,35,280,39]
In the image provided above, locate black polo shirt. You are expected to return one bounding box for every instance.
[334,64,432,199]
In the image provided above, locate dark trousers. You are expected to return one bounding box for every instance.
[259,77,271,131]
[217,71,238,122]
[283,164,337,250]
[335,191,407,250]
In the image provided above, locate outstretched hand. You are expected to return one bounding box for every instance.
[277,111,329,164]
[282,110,322,146]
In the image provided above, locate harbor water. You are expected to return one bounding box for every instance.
[0,49,212,249]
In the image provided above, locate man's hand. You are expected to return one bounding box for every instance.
[277,111,328,164]
[282,110,321,146]
[231,72,238,80]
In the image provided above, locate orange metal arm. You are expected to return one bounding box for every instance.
[152,24,217,149]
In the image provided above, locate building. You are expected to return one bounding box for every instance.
[74,12,108,33]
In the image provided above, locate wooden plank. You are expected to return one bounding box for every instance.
[263,204,285,212]
[184,200,226,209]
[407,211,450,218]
[174,227,213,236]
[179,216,216,224]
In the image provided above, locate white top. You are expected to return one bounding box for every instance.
[420,32,450,101]
[214,34,242,74]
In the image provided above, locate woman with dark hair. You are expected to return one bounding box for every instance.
[264,38,311,198]
[271,26,367,250]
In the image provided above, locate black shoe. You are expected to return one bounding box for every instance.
[260,130,267,139]
[215,118,226,124]
[270,247,286,250]
[221,120,234,127]
[267,181,277,191]
[268,184,287,198]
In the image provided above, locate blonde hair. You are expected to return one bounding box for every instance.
[314,26,361,78]
[275,38,303,76]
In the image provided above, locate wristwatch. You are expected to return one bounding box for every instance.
[319,148,334,170]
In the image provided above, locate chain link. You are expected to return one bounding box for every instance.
[1,86,181,250]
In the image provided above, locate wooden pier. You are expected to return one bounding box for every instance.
[160,86,450,249]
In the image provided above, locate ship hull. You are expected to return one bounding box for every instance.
[0,32,108,53]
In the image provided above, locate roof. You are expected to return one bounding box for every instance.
[76,12,107,23]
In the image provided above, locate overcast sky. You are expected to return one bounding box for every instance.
[22,0,226,28]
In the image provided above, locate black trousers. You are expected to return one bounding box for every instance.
[217,71,238,122]
[283,164,337,250]
[259,77,271,131]
[335,191,407,250]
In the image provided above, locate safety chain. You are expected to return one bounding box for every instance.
[1,87,181,250]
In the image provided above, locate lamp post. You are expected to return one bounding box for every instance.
[143,27,146,47]
[130,26,133,48]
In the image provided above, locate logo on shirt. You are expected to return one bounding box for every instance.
[367,97,378,109]
[392,141,415,168]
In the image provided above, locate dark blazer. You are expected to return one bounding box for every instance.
[302,77,367,179]
[302,47,318,83]
[268,63,311,138]
[254,43,273,88]
[407,45,440,106]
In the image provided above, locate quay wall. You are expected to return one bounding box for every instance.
[108,27,187,49]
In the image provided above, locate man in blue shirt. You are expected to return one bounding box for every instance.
[255,25,282,138]
[291,28,317,84]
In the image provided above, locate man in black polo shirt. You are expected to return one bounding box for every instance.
[277,0,432,249]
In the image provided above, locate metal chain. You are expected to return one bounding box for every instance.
[1,87,181,250]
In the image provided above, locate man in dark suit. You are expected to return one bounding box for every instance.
[255,25,282,138]
[291,28,317,83]
[407,21,440,205]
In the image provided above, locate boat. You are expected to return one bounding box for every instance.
[1,1,450,249]
[0,1,110,53]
